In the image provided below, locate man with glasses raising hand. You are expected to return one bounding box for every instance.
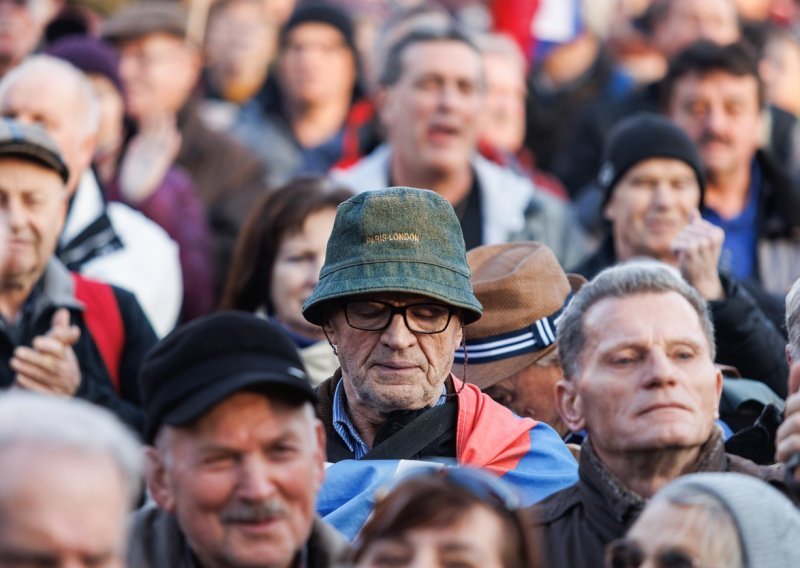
[302,186,578,538]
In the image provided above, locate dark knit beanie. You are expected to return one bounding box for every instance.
[598,112,705,205]
[281,1,358,57]
[46,36,123,96]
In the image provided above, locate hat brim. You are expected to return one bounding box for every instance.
[302,261,483,326]
[147,370,317,441]
[455,273,586,390]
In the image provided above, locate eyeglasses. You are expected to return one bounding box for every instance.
[605,539,699,568]
[343,300,455,334]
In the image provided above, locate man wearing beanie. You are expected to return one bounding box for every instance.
[230,1,363,186]
[450,242,584,442]
[130,312,349,567]
[575,112,789,400]
[303,187,578,538]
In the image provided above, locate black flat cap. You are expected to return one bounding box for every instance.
[139,311,316,443]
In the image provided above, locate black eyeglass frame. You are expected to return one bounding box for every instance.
[342,300,457,334]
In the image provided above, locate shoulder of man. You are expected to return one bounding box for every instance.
[307,516,352,568]
[526,482,583,525]
[128,503,190,567]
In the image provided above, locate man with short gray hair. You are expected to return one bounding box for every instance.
[0,391,142,567]
[332,25,586,266]
[528,262,791,568]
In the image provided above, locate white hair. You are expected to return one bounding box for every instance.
[0,54,101,136]
[786,276,800,362]
[0,392,143,506]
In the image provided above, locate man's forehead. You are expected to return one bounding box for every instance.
[583,291,707,343]
[674,71,760,99]
[400,40,482,77]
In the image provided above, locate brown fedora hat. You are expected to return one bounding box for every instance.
[452,242,585,390]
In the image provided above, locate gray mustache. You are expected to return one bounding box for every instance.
[223,501,287,523]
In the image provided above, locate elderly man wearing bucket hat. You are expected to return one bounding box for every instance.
[302,186,578,538]
[451,242,585,441]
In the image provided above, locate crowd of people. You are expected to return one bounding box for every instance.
[4,0,800,566]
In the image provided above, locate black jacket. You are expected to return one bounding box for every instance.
[574,236,790,397]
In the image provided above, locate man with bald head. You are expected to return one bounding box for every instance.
[0,55,182,336]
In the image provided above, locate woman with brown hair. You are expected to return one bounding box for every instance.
[220,176,352,383]
[351,467,541,568]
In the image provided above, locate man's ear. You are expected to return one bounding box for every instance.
[603,196,616,223]
[375,86,395,128]
[145,446,176,512]
[713,368,723,420]
[555,379,587,433]
[787,344,794,366]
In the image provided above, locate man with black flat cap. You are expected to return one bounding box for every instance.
[129,311,348,568]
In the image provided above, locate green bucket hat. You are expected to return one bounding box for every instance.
[302,187,483,325]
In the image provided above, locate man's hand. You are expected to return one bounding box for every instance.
[10,309,82,396]
[670,210,725,300]
[776,363,800,482]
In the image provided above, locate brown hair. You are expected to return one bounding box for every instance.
[351,472,540,568]
[219,176,353,313]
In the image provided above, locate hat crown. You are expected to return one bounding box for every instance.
[322,187,469,277]
[466,242,572,339]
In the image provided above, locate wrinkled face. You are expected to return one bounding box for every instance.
[558,292,722,460]
[479,51,526,153]
[325,292,463,415]
[484,363,566,436]
[0,70,95,195]
[278,22,356,107]
[652,0,740,58]
[270,208,336,340]
[0,158,66,287]
[618,499,742,568]
[668,71,762,181]
[604,158,701,264]
[0,0,54,71]
[149,392,325,568]
[0,446,128,568]
[117,33,201,120]
[381,40,484,179]
[356,504,506,568]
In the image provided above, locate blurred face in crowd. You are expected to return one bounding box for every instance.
[356,503,508,568]
[0,446,128,568]
[278,22,356,108]
[668,71,762,181]
[479,50,526,153]
[484,362,567,436]
[760,33,800,116]
[87,74,126,160]
[117,32,201,120]
[651,0,740,59]
[604,158,701,264]
[608,498,743,568]
[0,0,56,74]
[0,65,96,195]
[205,0,277,103]
[324,293,463,416]
[380,39,484,180]
[557,292,722,462]
[0,159,66,289]
[148,392,325,568]
[270,207,336,341]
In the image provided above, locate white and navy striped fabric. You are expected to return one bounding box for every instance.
[454,293,573,364]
